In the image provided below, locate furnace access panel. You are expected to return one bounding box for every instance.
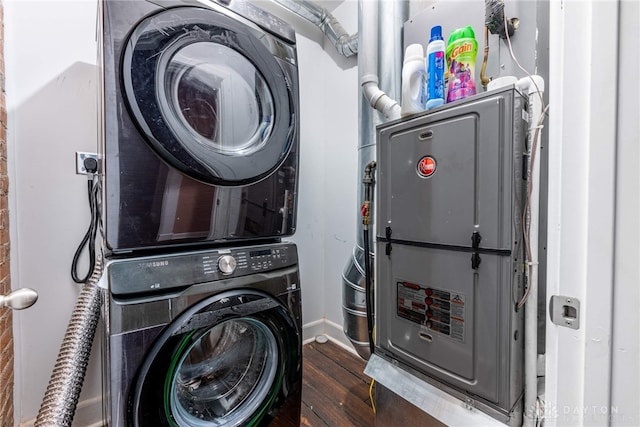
[375,86,527,422]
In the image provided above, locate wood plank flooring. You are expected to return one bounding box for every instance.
[301,340,374,427]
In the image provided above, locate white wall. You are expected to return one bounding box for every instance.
[293,1,359,337]
[317,1,359,335]
[610,1,640,423]
[6,1,103,425]
[6,0,358,425]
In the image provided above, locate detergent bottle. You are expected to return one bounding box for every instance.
[446,26,478,102]
[425,25,445,110]
[400,43,426,117]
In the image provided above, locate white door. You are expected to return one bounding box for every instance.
[545,1,639,426]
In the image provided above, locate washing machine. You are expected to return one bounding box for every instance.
[100,0,300,254]
[102,242,302,426]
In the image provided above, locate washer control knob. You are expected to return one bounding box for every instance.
[217,255,237,275]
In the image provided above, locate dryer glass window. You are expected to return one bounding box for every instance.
[122,7,296,185]
[170,318,278,426]
[162,42,274,157]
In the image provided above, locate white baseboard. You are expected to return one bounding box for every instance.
[302,318,359,357]
[19,395,103,427]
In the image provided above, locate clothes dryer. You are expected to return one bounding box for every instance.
[102,242,302,426]
[100,0,299,254]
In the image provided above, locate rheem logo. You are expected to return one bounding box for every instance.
[417,156,437,178]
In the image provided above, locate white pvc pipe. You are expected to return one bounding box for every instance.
[517,75,545,427]
[360,0,401,120]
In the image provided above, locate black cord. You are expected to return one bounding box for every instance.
[362,160,376,357]
[363,226,375,356]
[71,177,100,284]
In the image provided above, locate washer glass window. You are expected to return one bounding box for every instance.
[169,318,278,426]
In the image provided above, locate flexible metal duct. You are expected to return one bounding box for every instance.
[272,0,358,57]
[341,0,407,360]
[35,255,104,427]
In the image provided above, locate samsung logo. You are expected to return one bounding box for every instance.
[138,260,169,268]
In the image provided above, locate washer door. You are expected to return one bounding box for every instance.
[130,290,301,426]
[122,7,294,185]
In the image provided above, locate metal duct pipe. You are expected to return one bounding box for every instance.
[35,255,104,427]
[341,0,407,360]
[272,0,358,57]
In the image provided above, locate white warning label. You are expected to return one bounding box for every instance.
[449,293,466,342]
[396,281,465,343]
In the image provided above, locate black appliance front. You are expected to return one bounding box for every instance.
[131,290,300,427]
[101,0,299,254]
[103,243,302,426]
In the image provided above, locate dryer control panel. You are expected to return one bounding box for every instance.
[108,243,298,296]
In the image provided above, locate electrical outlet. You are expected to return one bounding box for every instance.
[76,152,101,175]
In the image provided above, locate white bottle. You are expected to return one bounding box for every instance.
[425,25,445,110]
[400,43,426,117]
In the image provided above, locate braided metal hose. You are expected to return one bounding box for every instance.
[35,255,104,427]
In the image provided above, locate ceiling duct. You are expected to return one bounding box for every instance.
[272,0,358,57]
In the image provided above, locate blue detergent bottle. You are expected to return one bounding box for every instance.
[425,25,446,110]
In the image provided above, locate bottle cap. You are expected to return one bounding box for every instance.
[403,43,424,64]
[447,25,476,45]
[429,25,443,42]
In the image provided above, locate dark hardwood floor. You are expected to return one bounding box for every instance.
[301,340,374,427]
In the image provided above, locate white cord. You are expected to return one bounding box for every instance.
[518,105,550,308]
[503,10,551,308]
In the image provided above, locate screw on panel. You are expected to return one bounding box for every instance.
[464,397,474,410]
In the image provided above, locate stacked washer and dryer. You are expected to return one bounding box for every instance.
[99,0,302,425]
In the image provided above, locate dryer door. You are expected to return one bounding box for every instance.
[130,290,301,427]
[122,7,295,185]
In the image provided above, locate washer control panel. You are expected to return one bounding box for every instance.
[108,243,298,296]
[248,246,290,272]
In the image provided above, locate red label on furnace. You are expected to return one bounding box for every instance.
[417,156,437,178]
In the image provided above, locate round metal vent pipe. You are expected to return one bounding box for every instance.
[342,0,407,360]
[272,0,358,57]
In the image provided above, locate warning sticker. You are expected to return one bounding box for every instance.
[449,293,466,341]
[396,281,465,343]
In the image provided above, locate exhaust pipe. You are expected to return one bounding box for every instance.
[272,0,358,57]
[341,0,407,360]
